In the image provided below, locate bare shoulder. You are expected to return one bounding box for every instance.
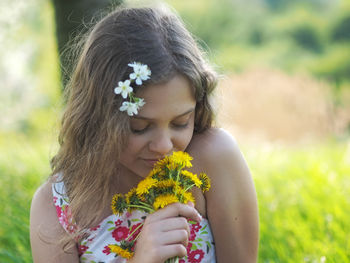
[187,128,240,170]
[30,179,79,263]
[190,127,238,152]
[187,128,259,262]
[188,128,253,197]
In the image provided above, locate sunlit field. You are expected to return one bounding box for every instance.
[1,132,349,262]
[1,0,349,262]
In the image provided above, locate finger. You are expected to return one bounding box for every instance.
[147,203,202,223]
[158,229,189,247]
[156,217,190,235]
[158,244,187,261]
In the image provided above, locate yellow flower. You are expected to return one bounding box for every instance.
[183,191,196,204]
[181,170,202,188]
[125,188,140,212]
[174,184,185,195]
[166,162,179,171]
[147,167,163,178]
[108,244,134,259]
[153,194,179,210]
[136,177,158,196]
[171,151,193,168]
[111,194,127,215]
[198,172,211,192]
[154,156,171,169]
[155,179,177,188]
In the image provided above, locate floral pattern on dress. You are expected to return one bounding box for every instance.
[52,180,216,263]
[53,190,77,234]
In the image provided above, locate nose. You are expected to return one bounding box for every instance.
[149,130,173,156]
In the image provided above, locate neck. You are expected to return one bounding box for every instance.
[111,165,143,194]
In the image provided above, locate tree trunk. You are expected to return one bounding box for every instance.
[52,0,123,88]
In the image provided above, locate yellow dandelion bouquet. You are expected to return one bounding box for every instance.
[109,151,211,262]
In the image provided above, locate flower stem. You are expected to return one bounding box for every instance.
[128,204,153,212]
[138,201,154,211]
[165,256,179,263]
[126,222,144,241]
[174,168,182,196]
[185,184,195,192]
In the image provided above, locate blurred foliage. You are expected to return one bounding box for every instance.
[290,23,323,53]
[310,44,350,84]
[165,0,350,84]
[331,13,350,42]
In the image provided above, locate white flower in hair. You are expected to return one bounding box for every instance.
[115,62,151,116]
[135,98,146,108]
[114,79,133,99]
[128,62,151,85]
[119,101,139,116]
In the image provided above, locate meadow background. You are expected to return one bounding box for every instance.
[0,0,349,262]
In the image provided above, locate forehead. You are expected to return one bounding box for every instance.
[135,75,196,118]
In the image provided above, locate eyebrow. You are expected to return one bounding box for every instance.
[133,108,195,121]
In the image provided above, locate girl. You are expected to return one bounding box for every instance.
[30,5,259,263]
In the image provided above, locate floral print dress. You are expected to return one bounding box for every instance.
[52,180,216,263]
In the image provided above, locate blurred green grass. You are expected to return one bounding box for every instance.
[247,142,350,262]
[0,135,52,263]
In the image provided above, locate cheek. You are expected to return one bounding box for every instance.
[177,125,195,150]
[120,136,147,160]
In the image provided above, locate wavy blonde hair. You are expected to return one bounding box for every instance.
[51,5,217,242]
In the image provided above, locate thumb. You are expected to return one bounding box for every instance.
[187,201,195,208]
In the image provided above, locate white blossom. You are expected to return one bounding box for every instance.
[128,62,151,85]
[119,101,139,116]
[136,98,146,108]
[114,79,133,99]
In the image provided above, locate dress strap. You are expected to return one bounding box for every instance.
[52,176,78,234]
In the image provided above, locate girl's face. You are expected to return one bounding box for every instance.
[119,74,196,178]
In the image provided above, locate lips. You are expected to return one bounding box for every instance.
[142,158,160,167]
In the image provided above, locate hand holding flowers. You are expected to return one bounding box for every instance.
[109,151,211,262]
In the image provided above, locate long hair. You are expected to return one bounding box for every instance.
[51,5,218,241]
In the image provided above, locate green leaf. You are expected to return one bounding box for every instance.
[107,227,115,231]
[107,221,113,224]
[191,243,198,250]
[131,218,140,222]
[198,243,203,247]
[200,231,208,235]
[201,224,208,231]
[196,238,203,242]
[205,241,212,249]
[188,220,196,224]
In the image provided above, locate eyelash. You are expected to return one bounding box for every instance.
[131,122,189,134]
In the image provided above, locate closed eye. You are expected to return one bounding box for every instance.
[131,125,149,134]
[172,122,189,129]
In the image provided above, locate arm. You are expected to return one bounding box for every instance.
[190,129,259,262]
[30,181,79,263]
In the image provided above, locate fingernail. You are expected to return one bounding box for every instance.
[187,201,194,208]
